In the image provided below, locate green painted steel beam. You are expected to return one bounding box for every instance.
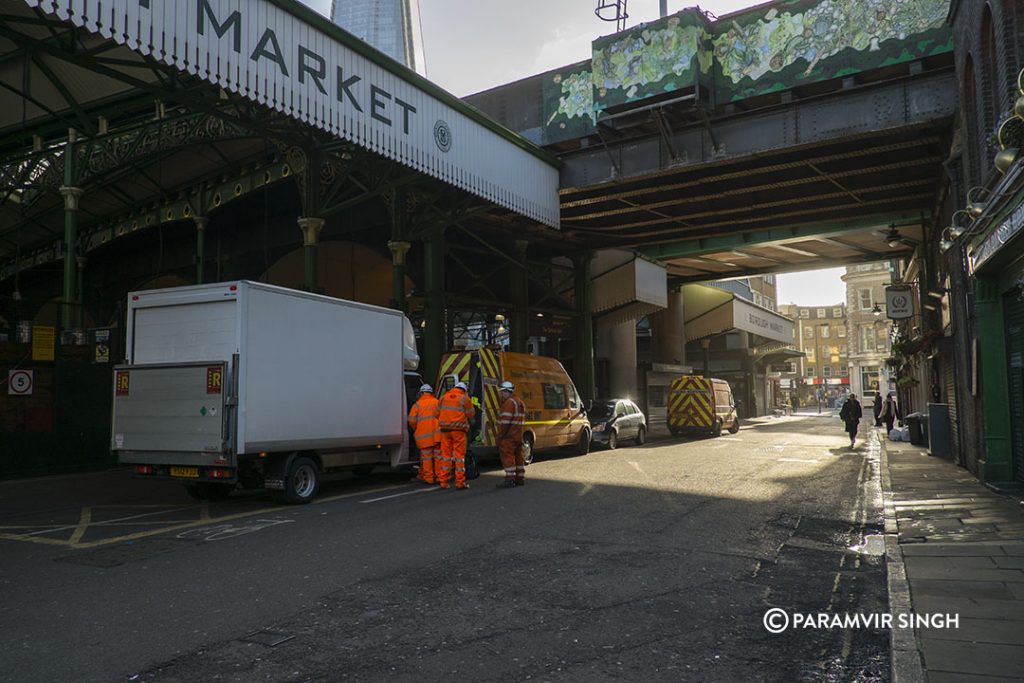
[637,213,921,262]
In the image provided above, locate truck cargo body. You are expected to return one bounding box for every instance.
[112,281,419,502]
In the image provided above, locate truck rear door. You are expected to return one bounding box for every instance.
[112,361,230,464]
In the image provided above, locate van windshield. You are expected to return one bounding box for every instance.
[588,402,617,419]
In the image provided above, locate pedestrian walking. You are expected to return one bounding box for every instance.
[839,393,863,448]
[881,392,901,434]
[438,381,475,490]
[790,395,798,414]
[495,381,526,488]
[408,384,440,485]
[872,391,883,427]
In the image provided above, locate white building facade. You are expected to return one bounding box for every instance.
[842,263,896,401]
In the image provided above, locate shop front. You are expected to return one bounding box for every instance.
[968,180,1024,483]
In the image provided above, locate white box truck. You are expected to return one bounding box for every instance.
[111,281,422,503]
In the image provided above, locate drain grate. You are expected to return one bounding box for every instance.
[238,629,295,647]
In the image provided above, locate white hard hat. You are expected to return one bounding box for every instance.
[455,382,468,391]
[419,384,433,394]
[499,381,515,392]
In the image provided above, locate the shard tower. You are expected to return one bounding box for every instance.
[330,0,427,75]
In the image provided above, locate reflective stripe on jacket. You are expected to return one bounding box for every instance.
[497,394,526,442]
[439,388,475,432]
[408,394,441,448]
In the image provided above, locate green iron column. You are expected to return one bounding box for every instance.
[194,216,209,284]
[75,256,86,330]
[423,223,446,384]
[975,276,1013,482]
[510,239,529,353]
[58,185,83,331]
[297,217,325,293]
[573,251,595,402]
[387,240,411,312]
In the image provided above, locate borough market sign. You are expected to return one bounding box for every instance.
[23,0,560,227]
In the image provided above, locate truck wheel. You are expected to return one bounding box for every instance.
[607,429,618,450]
[576,428,591,456]
[711,420,723,437]
[522,434,535,465]
[635,425,647,446]
[728,418,740,434]
[283,456,320,504]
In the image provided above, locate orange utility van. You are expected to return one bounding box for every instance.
[436,349,591,463]
[667,375,740,437]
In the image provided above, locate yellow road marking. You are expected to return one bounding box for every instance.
[0,483,408,550]
[68,507,92,545]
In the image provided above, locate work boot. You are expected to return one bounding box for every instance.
[495,480,516,489]
[455,484,469,491]
[514,478,525,487]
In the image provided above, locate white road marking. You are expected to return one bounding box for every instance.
[359,487,438,504]
[177,518,294,541]
[627,461,643,474]
[777,458,820,463]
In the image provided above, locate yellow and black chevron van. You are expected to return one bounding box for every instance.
[436,349,591,463]
[667,375,740,437]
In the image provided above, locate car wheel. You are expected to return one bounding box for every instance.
[282,456,320,504]
[635,425,646,446]
[728,418,740,434]
[522,434,535,465]
[607,429,618,450]
[576,428,591,455]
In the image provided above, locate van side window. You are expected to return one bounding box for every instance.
[567,385,578,410]
[542,383,567,410]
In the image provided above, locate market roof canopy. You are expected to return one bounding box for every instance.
[682,283,795,345]
[3,0,560,226]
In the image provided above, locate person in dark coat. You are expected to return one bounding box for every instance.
[872,391,883,426]
[881,393,901,434]
[840,394,863,448]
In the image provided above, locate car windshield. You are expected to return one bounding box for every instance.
[589,402,617,419]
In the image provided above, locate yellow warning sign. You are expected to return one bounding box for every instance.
[31,326,55,361]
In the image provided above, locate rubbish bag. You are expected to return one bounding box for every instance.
[465,446,480,480]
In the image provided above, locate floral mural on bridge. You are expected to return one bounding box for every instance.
[541,0,952,143]
[714,0,951,100]
[591,11,713,111]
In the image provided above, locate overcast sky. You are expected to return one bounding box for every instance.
[301,0,849,306]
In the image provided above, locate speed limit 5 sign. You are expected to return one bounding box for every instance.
[8,369,33,396]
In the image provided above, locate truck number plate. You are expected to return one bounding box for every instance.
[170,466,199,478]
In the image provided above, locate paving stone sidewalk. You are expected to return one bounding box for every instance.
[881,432,1024,683]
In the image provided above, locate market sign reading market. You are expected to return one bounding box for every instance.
[24,0,559,227]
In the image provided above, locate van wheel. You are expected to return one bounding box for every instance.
[728,418,740,434]
[576,429,591,456]
[711,420,723,437]
[522,434,535,465]
[282,456,320,504]
[607,429,618,450]
[635,425,646,446]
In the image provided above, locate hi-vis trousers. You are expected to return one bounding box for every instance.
[438,430,468,488]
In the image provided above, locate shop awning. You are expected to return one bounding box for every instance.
[682,284,796,345]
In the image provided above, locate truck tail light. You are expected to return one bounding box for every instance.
[135,465,154,475]
[207,468,233,479]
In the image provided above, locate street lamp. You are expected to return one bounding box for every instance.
[872,303,882,317]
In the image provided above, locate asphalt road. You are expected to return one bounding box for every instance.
[0,414,888,682]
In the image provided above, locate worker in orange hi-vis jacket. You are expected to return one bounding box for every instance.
[495,380,527,489]
[408,384,441,485]
[437,381,476,490]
